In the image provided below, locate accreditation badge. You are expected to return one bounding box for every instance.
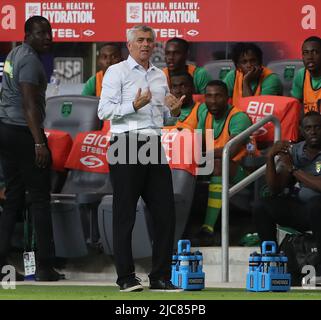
[315,161,321,173]
[23,251,36,280]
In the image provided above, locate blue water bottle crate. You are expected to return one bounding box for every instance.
[246,241,291,292]
[171,239,205,290]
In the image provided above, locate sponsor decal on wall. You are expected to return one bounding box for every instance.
[25,1,96,39]
[0,0,320,58]
[54,57,83,83]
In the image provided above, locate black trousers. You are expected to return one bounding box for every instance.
[253,195,321,259]
[0,122,55,263]
[108,133,175,285]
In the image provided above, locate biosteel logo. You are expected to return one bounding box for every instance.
[80,155,104,169]
[246,101,274,137]
[81,133,108,156]
[246,101,274,123]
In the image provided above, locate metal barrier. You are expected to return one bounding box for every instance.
[221,115,281,282]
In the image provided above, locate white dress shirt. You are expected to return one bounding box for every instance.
[98,55,171,134]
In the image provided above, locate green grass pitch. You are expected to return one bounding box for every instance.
[0,286,320,300]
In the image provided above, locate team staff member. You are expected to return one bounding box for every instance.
[163,38,211,94]
[224,42,282,108]
[0,16,63,281]
[82,43,122,97]
[291,36,321,114]
[98,25,183,292]
[253,112,321,284]
[192,80,253,246]
[166,72,202,130]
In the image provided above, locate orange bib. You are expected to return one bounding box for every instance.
[175,102,201,130]
[205,107,248,162]
[232,67,273,108]
[96,70,109,129]
[95,70,104,97]
[303,69,321,114]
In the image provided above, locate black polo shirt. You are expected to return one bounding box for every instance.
[292,141,321,202]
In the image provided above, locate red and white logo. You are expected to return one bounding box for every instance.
[83,29,95,37]
[80,155,104,169]
[126,3,143,23]
[246,101,274,124]
[25,3,41,20]
[187,30,199,37]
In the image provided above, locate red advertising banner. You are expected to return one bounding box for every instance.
[0,0,320,46]
[65,130,111,173]
[161,128,201,176]
[65,128,201,175]
[238,95,301,143]
[45,129,73,171]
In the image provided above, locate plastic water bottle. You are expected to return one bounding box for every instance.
[249,251,261,272]
[49,69,60,96]
[246,135,256,157]
[279,251,288,274]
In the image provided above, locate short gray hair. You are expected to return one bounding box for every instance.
[127,25,156,42]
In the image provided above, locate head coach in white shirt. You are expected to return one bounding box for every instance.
[98,25,185,292]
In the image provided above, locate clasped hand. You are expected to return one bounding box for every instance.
[243,66,263,83]
[268,141,292,158]
[268,141,294,172]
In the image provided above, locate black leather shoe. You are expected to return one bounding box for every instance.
[119,277,143,292]
[149,279,183,292]
[35,267,65,281]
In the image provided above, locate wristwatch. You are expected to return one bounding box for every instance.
[35,143,46,148]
